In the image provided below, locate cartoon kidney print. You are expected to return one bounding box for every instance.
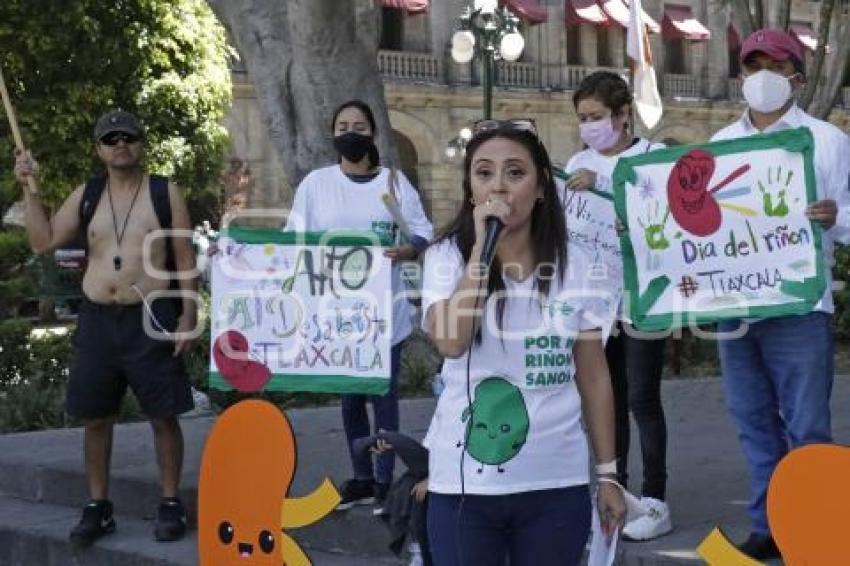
[462,377,530,473]
[667,149,722,237]
[212,330,271,392]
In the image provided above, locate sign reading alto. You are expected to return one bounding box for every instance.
[209,227,392,394]
[613,128,825,331]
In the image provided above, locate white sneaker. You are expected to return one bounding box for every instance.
[182,387,213,418]
[407,541,424,566]
[621,497,673,541]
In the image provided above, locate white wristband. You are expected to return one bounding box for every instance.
[597,476,624,492]
[595,461,617,476]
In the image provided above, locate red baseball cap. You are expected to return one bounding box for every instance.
[740,28,804,65]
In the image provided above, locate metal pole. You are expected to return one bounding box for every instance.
[483,49,493,119]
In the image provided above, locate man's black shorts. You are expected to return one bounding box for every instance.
[66,297,193,419]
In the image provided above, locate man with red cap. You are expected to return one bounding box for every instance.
[710,28,850,560]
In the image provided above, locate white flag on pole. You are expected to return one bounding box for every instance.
[626,0,663,129]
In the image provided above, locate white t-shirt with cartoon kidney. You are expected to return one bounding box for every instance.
[421,239,613,495]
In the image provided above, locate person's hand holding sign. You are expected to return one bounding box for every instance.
[565,168,597,192]
[384,244,418,262]
[806,199,837,229]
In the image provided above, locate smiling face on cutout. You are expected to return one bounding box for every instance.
[198,400,296,565]
[667,149,722,237]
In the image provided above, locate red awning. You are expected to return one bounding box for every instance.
[728,22,740,50]
[662,5,710,40]
[501,0,549,24]
[790,22,817,52]
[598,0,660,33]
[566,0,609,26]
[382,0,429,13]
[564,0,611,26]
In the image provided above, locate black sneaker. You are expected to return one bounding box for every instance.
[737,533,781,560]
[154,497,188,542]
[69,500,116,548]
[373,482,390,516]
[336,478,375,510]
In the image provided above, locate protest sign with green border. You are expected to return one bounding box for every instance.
[209,227,392,394]
[612,127,824,331]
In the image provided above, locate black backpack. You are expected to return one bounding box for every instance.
[78,173,181,313]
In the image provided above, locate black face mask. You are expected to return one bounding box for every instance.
[334,132,377,164]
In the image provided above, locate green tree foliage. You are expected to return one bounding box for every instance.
[0,0,233,219]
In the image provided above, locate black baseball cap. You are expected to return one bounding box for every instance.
[94,110,145,141]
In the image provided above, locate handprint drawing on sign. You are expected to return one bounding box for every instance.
[638,200,671,251]
[758,166,792,217]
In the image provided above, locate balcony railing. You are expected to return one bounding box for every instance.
[664,73,701,99]
[375,51,850,112]
[563,65,628,91]
[728,78,742,101]
[495,61,539,89]
[378,50,443,83]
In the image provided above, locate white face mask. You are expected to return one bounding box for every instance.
[742,69,794,114]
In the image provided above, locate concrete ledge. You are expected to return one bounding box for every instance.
[0,496,398,566]
[1,378,848,564]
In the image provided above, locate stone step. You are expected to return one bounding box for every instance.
[0,494,401,566]
[0,400,438,560]
[2,378,829,566]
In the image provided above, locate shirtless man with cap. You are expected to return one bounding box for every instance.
[14,109,198,546]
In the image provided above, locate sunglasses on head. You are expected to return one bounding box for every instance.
[99,132,141,146]
[472,118,538,137]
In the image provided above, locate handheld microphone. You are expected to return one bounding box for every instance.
[480,216,504,268]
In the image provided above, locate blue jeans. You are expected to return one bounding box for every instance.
[717,312,833,536]
[342,341,403,485]
[427,486,591,566]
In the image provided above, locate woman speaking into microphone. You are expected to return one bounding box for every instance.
[420,120,625,565]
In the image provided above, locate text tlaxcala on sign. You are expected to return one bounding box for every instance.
[613,127,825,331]
[209,228,392,394]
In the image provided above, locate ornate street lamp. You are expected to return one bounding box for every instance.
[450,0,525,120]
[444,126,474,160]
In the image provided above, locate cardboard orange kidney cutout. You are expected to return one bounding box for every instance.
[767,444,850,565]
[198,400,340,566]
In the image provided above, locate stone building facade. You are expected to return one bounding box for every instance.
[223,0,850,230]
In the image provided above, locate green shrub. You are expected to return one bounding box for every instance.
[833,247,850,340]
[0,319,34,388]
[665,327,720,378]
[0,228,30,275]
[0,320,145,432]
[399,331,441,397]
[0,229,36,318]
[0,323,73,432]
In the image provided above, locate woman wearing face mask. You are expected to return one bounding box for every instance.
[562,71,672,542]
[710,29,850,561]
[285,99,434,513]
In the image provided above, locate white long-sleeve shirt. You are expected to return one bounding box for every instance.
[284,164,434,344]
[711,104,850,313]
[562,138,665,324]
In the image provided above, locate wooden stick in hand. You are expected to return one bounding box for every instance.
[0,65,38,196]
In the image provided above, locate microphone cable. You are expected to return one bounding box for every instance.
[455,260,488,566]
